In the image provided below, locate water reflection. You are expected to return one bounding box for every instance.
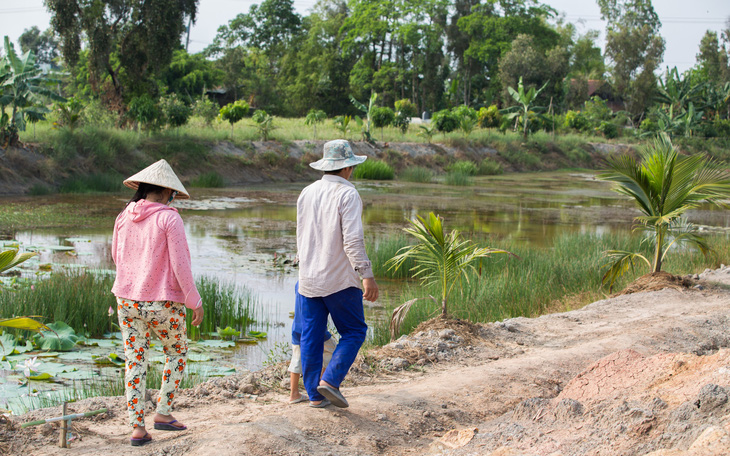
[7,171,730,371]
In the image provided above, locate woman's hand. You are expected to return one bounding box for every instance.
[191,305,204,326]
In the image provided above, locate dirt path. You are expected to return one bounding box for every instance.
[9,268,730,456]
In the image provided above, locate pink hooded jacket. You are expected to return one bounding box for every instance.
[111,200,202,309]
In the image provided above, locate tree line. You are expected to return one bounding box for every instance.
[3,0,730,140]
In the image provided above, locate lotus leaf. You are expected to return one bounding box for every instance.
[28,372,53,381]
[247,331,267,339]
[80,338,118,348]
[93,353,124,366]
[205,366,236,377]
[46,246,76,251]
[0,317,49,333]
[0,334,17,359]
[64,238,91,243]
[57,370,98,380]
[217,326,241,339]
[34,322,80,351]
[187,353,213,362]
[195,339,235,348]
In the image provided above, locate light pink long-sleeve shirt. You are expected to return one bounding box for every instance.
[296,174,374,298]
[111,200,202,309]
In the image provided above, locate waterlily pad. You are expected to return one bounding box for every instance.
[187,353,213,362]
[80,338,118,348]
[57,352,93,361]
[247,331,267,339]
[204,366,236,377]
[92,353,124,366]
[64,238,91,243]
[39,363,75,375]
[46,246,76,251]
[195,339,235,348]
[57,370,98,380]
[217,326,240,339]
[34,322,80,351]
[28,372,53,381]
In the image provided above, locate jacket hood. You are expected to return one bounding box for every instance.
[125,199,178,222]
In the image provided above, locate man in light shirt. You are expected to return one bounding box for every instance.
[296,139,379,408]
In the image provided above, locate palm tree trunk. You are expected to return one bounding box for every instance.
[441,298,448,317]
[653,229,664,272]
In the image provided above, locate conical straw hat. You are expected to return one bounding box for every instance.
[123,159,190,199]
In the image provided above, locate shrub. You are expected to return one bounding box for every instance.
[59,172,125,193]
[432,109,459,133]
[564,110,590,131]
[394,99,417,118]
[353,160,395,180]
[715,119,730,138]
[640,118,659,134]
[160,94,191,128]
[597,121,619,139]
[54,98,84,131]
[83,99,118,128]
[478,105,502,128]
[452,105,478,121]
[371,106,395,129]
[399,166,434,183]
[127,95,160,131]
[192,98,220,125]
[252,109,275,140]
[478,157,503,175]
[583,96,612,124]
[219,100,249,129]
[447,160,478,176]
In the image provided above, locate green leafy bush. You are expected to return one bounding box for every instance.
[353,160,395,180]
[394,99,417,118]
[160,94,191,128]
[127,95,160,130]
[432,109,459,133]
[192,98,220,125]
[597,121,618,139]
[478,105,502,128]
[564,110,590,131]
[219,100,249,127]
[371,107,395,129]
[583,96,612,124]
[252,109,275,140]
[452,105,478,121]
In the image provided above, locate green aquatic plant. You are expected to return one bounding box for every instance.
[34,321,79,351]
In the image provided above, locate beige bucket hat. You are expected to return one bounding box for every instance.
[310,139,367,172]
[123,159,190,199]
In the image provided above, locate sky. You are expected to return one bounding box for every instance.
[0,0,728,74]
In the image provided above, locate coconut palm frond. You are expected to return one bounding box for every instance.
[0,249,38,274]
[601,250,651,293]
[389,298,421,340]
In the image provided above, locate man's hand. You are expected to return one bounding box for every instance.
[191,305,205,326]
[362,277,379,302]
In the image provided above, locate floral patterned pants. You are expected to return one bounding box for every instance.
[117,297,188,428]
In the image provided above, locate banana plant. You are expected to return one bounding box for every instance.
[0,36,64,145]
[350,92,377,143]
[0,248,48,333]
[502,77,547,138]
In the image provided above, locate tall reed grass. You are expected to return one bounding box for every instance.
[368,232,730,345]
[444,171,473,186]
[398,166,434,183]
[0,273,265,338]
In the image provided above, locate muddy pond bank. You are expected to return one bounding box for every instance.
[0,137,627,196]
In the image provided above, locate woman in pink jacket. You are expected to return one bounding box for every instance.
[111,159,204,447]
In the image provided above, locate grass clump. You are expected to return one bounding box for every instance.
[353,160,395,180]
[444,171,473,186]
[398,166,434,183]
[190,171,225,188]
[446,160,478,176]
[59,173,125,193]
[478,157,504,175]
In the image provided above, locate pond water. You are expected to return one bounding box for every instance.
[3,171,730,412]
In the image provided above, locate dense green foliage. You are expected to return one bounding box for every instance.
[353,160,395,180]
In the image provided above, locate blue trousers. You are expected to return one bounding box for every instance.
[297,286,367,402]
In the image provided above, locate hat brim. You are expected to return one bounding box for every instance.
[123,179,190,199]
[309,155,367,172]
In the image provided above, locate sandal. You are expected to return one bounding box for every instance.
[153,419,187,431]
[130,432,153,446]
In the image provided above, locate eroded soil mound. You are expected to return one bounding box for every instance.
[613,271,695,296]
